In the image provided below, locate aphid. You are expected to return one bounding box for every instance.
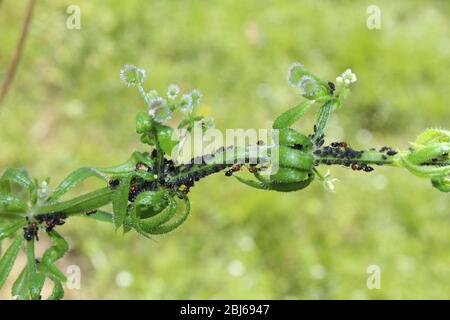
[86,210,97,216]
[386,149,398,156]
[316,139,325,148]
[328,81,335,95]
[135,162,149,171]
[364,166,374,172]
[351,163,359,171]
[108,179,120,189]
[382,155,387,160]
[338,142,348,148]
[257,140,264,146]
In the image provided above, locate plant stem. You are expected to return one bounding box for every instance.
[0,0,37,106]
[312,99,334,142]
[314,149,402,167]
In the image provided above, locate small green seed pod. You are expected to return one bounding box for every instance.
[270,167,308,183]
[278,128,313,150]
[273,145,314,171]
[137,189,170,219]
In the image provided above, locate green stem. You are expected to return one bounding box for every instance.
[314,149,402,167]
[313,99,334,142]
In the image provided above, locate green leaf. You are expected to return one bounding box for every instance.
[12,267,29,300]
[0,236,23,288]
[42,230,69,264]
[41,231,69,283]
[36,187,114,215]
[98,151,153,174]
[0,194,28,213]
[136,111,153,134]
[0,220,26,240]
[112,175,131,228]
[431,176,450,192]
[48,167,108,203]
[0,168,35,193]
[272,101,313,129]
[76,210,114,224]
[156,124,179,154]
[29,272,45,300]
[415,128,450,145]
[146,197,191,235]
[47,277,64,300]
[25,240,45,300]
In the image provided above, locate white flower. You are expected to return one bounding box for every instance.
[190,89,203,107]
[148,97,172,123]
[298,75,318,96]
[37,180,50,200]
[336,69,357,86]
[149,96,166,110]
[179,94,193,113]
[147,89,159,100]
[167,84,180,99]
[322,171,339,192]
[119,64,146,87]
[287,62,305,87]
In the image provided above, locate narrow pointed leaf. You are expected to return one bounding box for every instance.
[112,176,131,228]
[36,187,114,215]
[0,194,28,213]
[0,168,35,193]
[48,167,108,203]
[0,220,26,240]
[0,236,23,288]
[272,101,313,129]
[12,267,29,300]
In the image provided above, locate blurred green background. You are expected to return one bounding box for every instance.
[0,0,449,299]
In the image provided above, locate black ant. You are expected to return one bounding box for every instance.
[23,221,39,241]
[86,210,97,216]
[225,164,242,177]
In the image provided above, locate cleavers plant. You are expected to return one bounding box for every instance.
[0,63,448,299]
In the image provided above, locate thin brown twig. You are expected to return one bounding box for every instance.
[0,0,37,106]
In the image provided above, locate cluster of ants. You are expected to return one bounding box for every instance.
[23,213,67,241]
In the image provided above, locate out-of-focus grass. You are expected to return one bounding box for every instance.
[0,0,449,299]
